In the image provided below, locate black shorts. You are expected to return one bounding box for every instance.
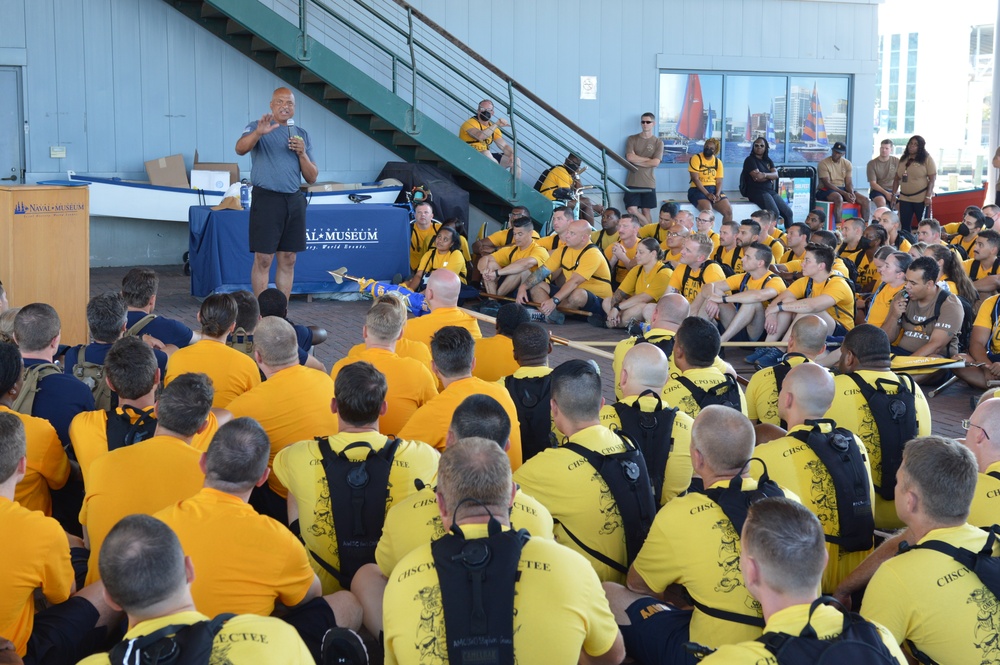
[815,188,837,202]
[547,283,605,316]
[687,186,727,206]
[282,596,338,662]
[832,322,849,337]
[24,596,101,665]
[620,598,696,665]
[623,188,657,210]
[249,186,307,254]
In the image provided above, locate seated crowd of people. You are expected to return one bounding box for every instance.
[1,193,999,665]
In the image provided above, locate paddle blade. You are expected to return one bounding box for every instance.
[328,267,348,284]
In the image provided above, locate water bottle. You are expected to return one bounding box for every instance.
[240,180,249,210]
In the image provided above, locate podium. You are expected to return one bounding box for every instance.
[0,185,90,345]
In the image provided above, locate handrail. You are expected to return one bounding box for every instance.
[387,0,635,174]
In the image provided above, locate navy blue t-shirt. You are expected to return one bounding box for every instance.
[292,322,313,354]
[126,311,194,348]
[63,342,169,376]
[23,357,95,450]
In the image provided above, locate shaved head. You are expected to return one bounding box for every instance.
[969,398,1000,466]
[652,294,690,328]
[691,405,755,473]
[621,343,670,395]
[780,363,834,417]
[788,315,829,355]
[426,270,461,307]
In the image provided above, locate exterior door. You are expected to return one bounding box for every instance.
[0,67,24,184]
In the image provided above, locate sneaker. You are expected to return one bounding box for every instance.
[754,348,785,369]
[546,310,566,325]
[321,627,368,665]
[479,303,500,318]
[528,309,547,322]
[625,320,645,339]
[745,347,768,363]
[588,312,607,328]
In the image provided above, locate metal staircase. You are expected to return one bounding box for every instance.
[162,0,634,225]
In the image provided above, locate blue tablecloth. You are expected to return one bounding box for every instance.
[188,204,410,297]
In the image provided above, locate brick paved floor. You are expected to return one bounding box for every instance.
[91,265,978,440]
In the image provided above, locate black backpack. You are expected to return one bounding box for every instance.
[106,405,158,452]
[107,613,234,665]
[559,433,657,574]
[770,355,811,429]
[789,420,875,553]
[611,390,678,505]
[503,373,555,463]
[846,373,917,500]
[310,436,402,588]
[756,596,899,665]
[533,165,569,194]
[674,373,742,412]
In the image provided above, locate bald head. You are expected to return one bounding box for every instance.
[691,405,755,473]
[620,343,670,396]
[567,219,593,249]
[780,363,834,418]
[426,270,461,308]
[651,294,690,329]
[969,398,1000,464]
[272,86,293,100]
[787,315,829,356]
[253,316,299,367]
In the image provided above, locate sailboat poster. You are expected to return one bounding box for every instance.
[676,74,705,140]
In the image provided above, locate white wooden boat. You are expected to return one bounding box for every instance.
[66,172,404,222]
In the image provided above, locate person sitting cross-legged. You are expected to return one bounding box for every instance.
[697,242,786,344]
[601,238,673,329]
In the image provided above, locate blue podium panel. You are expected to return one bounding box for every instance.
[188,204,411,297]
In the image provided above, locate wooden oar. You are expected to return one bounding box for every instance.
[479,292,592,318]
[460,307,615,360]
[573,340,789,348]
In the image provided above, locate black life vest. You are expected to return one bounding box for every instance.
[845,373,917,500]
[503,373,554,463]
[432,520,530,665]
[770,355,810,428]
[310,436,402,587]
[106,405,158,452]
[611,390,678,505]
[790,420,875,552]
[674,373,742,412]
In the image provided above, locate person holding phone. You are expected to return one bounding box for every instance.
[235,87,318,299]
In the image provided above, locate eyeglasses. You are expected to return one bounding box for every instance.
[641,120,653,124]
[697,217,712,223]
[963,419,990,440]
[667,232,685,237]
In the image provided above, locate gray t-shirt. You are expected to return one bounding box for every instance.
[241,120,314,193]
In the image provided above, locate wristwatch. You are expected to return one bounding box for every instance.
[777,302,784,312]
[722,295,728,303]
[552,297,561,305]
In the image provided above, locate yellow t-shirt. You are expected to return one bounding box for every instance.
[612,330,729,400]
[544,245,614,298]
[964,257,1000,281]
[751,423,875,593]
[950,232,977,257]
[638,223,671,247]
[513,425,631,582]
[383,524,621,665]
[536,233,563,253]
[472,334,519,383]
[664,248,683,266]
[492,241,548,271]
[80,435,205,585]
[704,604,906,664]
[485,227,541,249]
[618,262,672,301]
[705,229,721,252]
[787,275,856,331]
[861,523,998,665]
[0,496,73,657]
[632,478,769,648]
[0,405,69,516]
[761,235,784,260]
[330,347,438,437]
[689,153,724,188]
[720,271,787,306]
[712,246,744,274]
[375,485,554,576]
[604,241,641,284]
[970,461,1000,528]
[780,247,805,264]
[70,407,219,485]
[398,376,522,470]
[402,307,483,349]
[539,164,574,201]
[662,366,748,419]
[744,355,812,424]
[78,611,314,665]
[409,221,442,271]
[826,370,931,529]
[591,228,620,252]
[866,282,905,327]
[349,338,432,374]
[272,431,440,593]
[599,394,693,505]
[669,262,727,303]
[784,257,851,279]
[458,116,501,152]
[164,339,261,408]
[417,248,467,284]
[154,487,315,616]
[226,364,339,498]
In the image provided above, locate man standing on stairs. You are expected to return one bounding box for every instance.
[236,87,318,300]
[458,99,518,174]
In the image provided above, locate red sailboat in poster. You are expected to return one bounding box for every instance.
[676,74,705,139]
[797,83,829,162]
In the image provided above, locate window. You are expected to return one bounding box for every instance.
[888,34,900,133]
[656,71,852,169]
[905,33,918,134]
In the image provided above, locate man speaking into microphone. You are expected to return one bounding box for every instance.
[236,87,318,298]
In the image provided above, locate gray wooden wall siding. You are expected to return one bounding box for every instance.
[3,0,877,190]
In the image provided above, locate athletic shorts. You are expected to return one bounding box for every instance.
[815,188,838,202]
[547,284,604,316]
[620,598,696,665]
[249,186,307,254]
[283,596,338,663]
[623,188,657,210]
[869,189,889,201]
[832,322,849,337]
[24,597,101,665]
[687,186,727,206]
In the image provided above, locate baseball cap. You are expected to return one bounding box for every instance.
[832,141,847,153]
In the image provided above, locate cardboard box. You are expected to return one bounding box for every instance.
[194,150,240,188]
[191,170,231,192]
[144,154,189,189]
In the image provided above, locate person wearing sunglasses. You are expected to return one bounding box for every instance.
[623,113,664,227]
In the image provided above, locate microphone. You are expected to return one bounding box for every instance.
[287,118,295,150]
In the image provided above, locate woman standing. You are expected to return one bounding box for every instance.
[893,135,936,230]
[740,139,794,225]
